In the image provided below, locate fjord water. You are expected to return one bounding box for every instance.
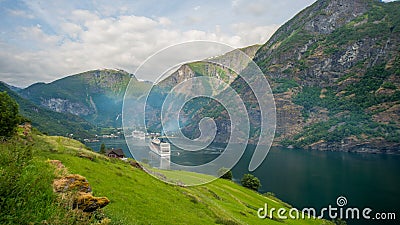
[87,139,400,224]
[234,146,400,225]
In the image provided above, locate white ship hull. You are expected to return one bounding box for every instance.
[150,138,171,157]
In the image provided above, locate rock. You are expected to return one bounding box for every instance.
[129,160,143,170]
[49,160,110,218]
[41,98,92,116]
[53,174,92,193]
[77,152,94,161]
[48,159,65,169]
[74,192,110,212]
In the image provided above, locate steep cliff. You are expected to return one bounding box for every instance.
[253,0,400,151]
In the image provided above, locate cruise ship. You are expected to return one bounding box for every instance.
[149,137,171,157]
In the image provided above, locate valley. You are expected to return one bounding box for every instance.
[1,0,399,224]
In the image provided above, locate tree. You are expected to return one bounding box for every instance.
[0,92,19,138]
[241,174,261,191]
[99,143,106,154]
[218,167,233,180]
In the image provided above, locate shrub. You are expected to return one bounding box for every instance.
[218,167,233,180]
[241,174,261,191]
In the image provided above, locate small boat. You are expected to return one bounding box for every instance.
[150,137,171,157]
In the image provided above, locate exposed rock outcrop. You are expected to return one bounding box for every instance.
[49,160,110,213]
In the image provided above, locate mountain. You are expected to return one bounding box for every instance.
[159,0,399,152]
[143,45,261,137]
[158,44,261,89]
[19,69,149,128]
[3,82,21,92]
[253,0,400,151]
[0,82,96,138]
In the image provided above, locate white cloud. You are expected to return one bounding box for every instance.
[19,25,61,47]
[0,0,319,87]
[158,17,172,26]
[60,22,83,39]
[70,9,99,23]
[1,13,263,87]
[231,23,279,45]
[8,9,35,19]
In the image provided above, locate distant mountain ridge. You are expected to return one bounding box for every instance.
[0,82,96,137]
[19,69,138,128]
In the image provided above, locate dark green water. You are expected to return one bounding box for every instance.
[87,139,400,224]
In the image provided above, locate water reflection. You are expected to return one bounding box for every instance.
[148,151,170,170]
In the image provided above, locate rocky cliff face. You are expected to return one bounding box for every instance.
[252,0,400,151]
[255,0,397,87]
[42,98,93,116]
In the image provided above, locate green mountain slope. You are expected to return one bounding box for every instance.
[252,0,400,151]
[33,134,332,225]
[0,82,96,138]
[158,44,261,89]
[144,44,261,135]
[19,69,139,128]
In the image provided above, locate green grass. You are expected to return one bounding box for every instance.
[1,131,333,224]
[33,135,332,225]
[0,134,105,225]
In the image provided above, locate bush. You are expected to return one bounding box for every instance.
[241,174,261,191]
[218,168,233,180]
[0,92,20,138]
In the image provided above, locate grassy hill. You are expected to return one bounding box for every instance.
[0,129,332,225]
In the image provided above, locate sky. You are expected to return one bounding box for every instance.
[0,0,391,87]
